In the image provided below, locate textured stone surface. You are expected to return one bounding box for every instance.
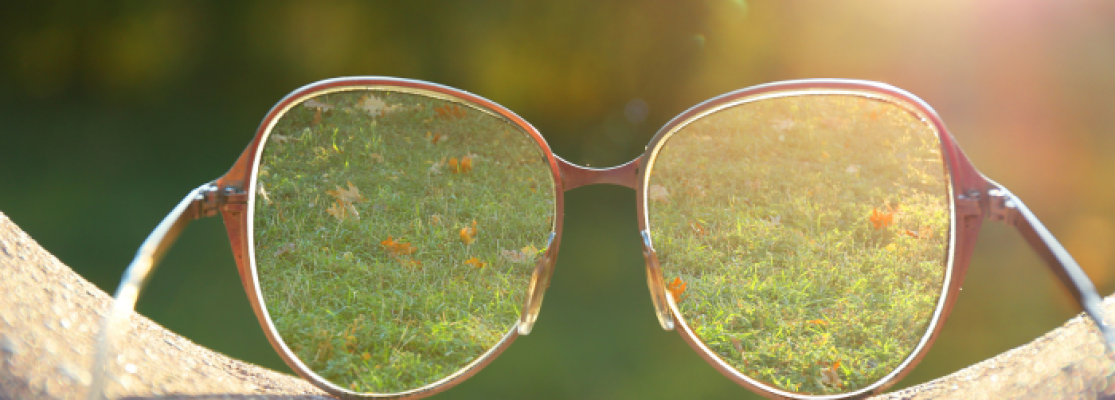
[0,209,1112,399]
[0,211,328,399]
[876,301,1115,399]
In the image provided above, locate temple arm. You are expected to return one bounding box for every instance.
[987,187,1115,348]
[88,183,219,400]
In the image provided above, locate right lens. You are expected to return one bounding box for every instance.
[251,88,555,394]
[645,92,951,395]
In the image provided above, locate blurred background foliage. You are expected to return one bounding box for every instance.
[2,1,1114,398]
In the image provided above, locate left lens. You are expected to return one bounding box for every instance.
[252,88,555,394]
[645,92,951,395]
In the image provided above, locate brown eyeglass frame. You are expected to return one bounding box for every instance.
[91,77,1114,400]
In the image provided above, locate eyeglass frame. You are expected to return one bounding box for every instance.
[90,76,1114,400]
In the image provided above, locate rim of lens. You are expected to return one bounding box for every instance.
[640,87,958,399]
[243,80,562,398]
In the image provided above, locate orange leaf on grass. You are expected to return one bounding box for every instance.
[869,208,894,230]
[689,220,707,236]
[434,104,466,119]
[464,257,487,268]
[667,277,687,303]
[428,131,449,145]
[805,319,829,326]
[380,236,398,248]
[459,220,478,245]
[380,236,417,256]
[448,156,474,174]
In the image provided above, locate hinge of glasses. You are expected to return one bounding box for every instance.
[191,183,249,219]
[985,188,1021,226]
[955,190,982,230]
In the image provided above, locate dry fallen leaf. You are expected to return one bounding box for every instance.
[905,225,934,239]
[500,247,536,264]
[447,156,474,174]
[272,242,296,257]
[667,277,687,303]
[866,108,883,121]
[820,362,843,388]
[303,99,335,111]
[380,236,417,256]
[685,182,707,198]
[690,220,707,236]
[356,94,398,116]
[870,208,895,230]
[459,156,473,173]
[327,181,365,204]
[772,118,797,131]
[730,338,743,354]
[648,184,670,203]
[257,184,272,205]
[429,157,446,175]
[326,201,344,220]
[464,257,487,268]
[459,220,478,245]
[428,131,449,145]
[326,199,359,221]
[434,104,466,119]
[397,258,422,268]
[271,134,296,144]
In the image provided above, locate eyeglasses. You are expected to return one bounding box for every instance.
[89,77,1114,399]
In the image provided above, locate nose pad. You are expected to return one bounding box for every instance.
[519,232,557,335]
[641,230,675,330]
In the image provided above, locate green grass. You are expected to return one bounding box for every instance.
[647,94,950,394]
[252,89,555,393]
